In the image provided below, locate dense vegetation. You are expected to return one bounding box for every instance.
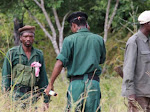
[0,0,149,74]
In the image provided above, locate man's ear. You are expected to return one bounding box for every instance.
[72,23,75,28]
[72,23,78,30]
[19,36,22,43]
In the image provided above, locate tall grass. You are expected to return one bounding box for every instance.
[100,76,127,112]
[0,70,127,112]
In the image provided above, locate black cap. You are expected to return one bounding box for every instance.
[67,11,88,23]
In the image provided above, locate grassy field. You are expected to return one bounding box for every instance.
[100,76,127,112]
[0,72,128,112]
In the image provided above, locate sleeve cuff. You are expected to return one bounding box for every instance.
[56,54,69,67]
[122,88,135,97]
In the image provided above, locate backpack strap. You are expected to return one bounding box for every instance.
[19,54,22,64]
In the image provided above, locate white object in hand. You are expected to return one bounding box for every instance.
[49,90,57,96]
[31,62,41,77]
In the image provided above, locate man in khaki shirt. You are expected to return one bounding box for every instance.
[122,10,150,112]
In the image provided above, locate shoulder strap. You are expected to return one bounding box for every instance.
[19,54,22,64]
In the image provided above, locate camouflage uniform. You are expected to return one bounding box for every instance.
[2,45,50,107]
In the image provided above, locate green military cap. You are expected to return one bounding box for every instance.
[67,11,88,23]
[18,25,36,34]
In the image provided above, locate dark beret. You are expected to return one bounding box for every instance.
[67,11,88,23]
[18,25,35,33]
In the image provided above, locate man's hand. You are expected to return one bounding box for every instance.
[128,94,136,101]
[45,60,63,95]
[128,94,137,108]
[45,84,54,96]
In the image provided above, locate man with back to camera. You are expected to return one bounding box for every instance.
[122,10,150,111]
[2,25,50,110]
[45,11,106,112]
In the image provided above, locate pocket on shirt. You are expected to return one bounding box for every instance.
[140,51,150,62]
[12,58,19,66]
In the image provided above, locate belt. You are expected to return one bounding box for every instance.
[70,74,99,82]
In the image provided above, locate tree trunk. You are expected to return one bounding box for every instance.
[23,0,69,55]
[21,0,69,75]
[13,17,24,46]
[104,0,119,43]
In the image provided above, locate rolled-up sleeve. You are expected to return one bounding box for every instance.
[56,38,72,67]
[122,42,137,96]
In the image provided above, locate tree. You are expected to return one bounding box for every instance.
[19,0,69,55]
[104,0,119,42]
[13,16,24,46]
[0,0,25,46]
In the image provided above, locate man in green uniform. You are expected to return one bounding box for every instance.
[2,25,50,110]
[45,11,106,112]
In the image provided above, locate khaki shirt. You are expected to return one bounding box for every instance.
[122,30,150,97]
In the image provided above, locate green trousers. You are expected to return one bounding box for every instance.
[66,74,101,112]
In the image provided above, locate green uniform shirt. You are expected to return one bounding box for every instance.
[2,45,50,103]
[57,28,106,77]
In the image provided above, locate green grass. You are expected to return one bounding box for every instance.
[100,76,127,112]
[0,72,127,112]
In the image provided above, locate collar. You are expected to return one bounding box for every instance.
[137,30,148,43]
[17,45,37,58]
[76,28,89,33]
[17,45,26,55]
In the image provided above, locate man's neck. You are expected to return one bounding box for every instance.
[22,45,32,53]
[22,45,32,60]
[77,26,86,31]
[78,26,86,29]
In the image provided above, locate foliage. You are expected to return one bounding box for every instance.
[0,0,149,35]
[0,0,149,74]
[90,0,150,34]
[0,14,14,48]
[104,26,133,77]
[0,13,14,67]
